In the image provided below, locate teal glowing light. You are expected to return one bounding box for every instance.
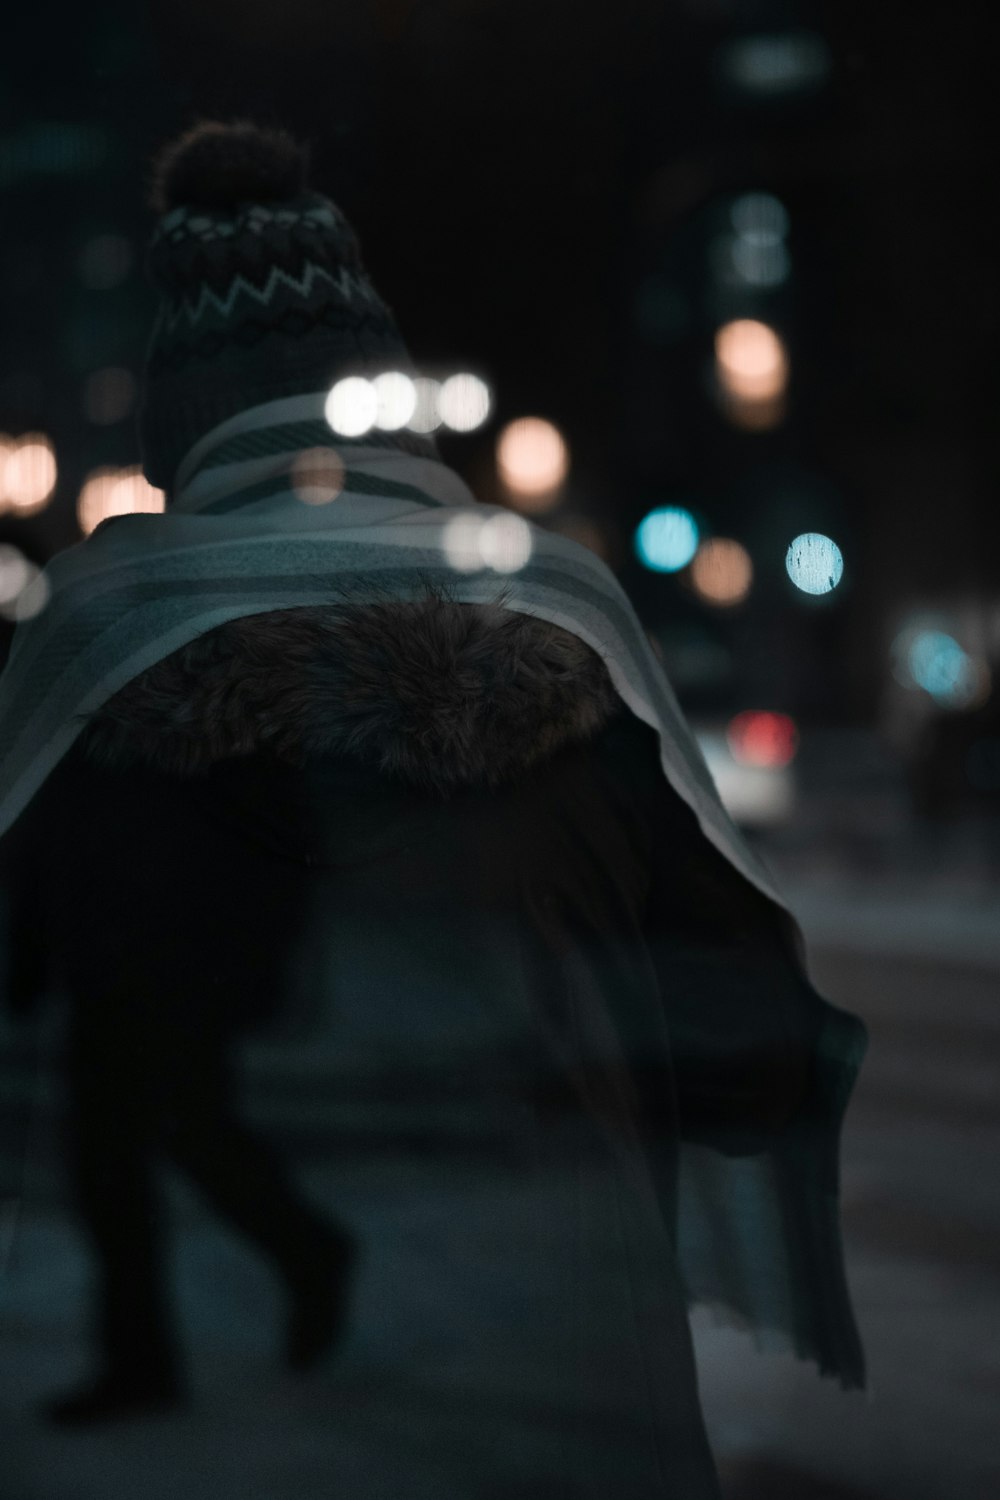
[635,507,700,573]
[908,631,974,703]
[785,532,843,595]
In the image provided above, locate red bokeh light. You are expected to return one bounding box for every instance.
[726,710,798,768]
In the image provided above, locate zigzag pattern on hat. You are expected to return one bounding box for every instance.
[147,302,402,373]
[160,259,383,331]
[138,123,418,489]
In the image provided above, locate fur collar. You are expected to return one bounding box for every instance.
[75,586,624,797]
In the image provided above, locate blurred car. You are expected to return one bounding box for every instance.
[693,709,798,827]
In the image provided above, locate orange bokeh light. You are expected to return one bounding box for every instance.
[690,537,753,606]
[77,465,165,536]
[714,319,788,405]
[0,433,58,515]
[496,417,568,510]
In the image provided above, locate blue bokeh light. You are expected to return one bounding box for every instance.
[635,507,700,573]
[785,532,843,595]
[908,630,974,703]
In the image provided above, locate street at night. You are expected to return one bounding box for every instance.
[1,3,996,1495]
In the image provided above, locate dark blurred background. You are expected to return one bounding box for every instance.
[1,4,997,1498]
[2,0,999,840]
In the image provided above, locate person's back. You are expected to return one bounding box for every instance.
[0,117,868,1494]
[12,643,806,1494]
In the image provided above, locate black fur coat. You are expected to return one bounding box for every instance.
[0,594,851,1493]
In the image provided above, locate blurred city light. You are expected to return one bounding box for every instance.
[77,465,165,536]
[496,417,568,509]
[785,531,844,595]
[0,433,57,516]
[290,447,346,506]
[442,513,486,573]
[438,373,492,432]
[111,468,166,518]
[697,727,795,825]
[407,377,443,434]
[634,506,699,573]
[726,709,798,768]
[0,545,33,604]
[717,31,832,98]
[720,193,791,290]
[731,237,790,288]
[441,510,533,574]
[730,193,789,241]
[715,319,788,401]
[83,367,136,425]
[899,628,990,709]
[0,544,50,622]
[909,631,967,695]
[77,233,133,290]
[690,537,753,606]
[325,377,377,437]
[325,372,493,437]
[477,513,533,573]
[14,572,49,620]
[372,372,416,431]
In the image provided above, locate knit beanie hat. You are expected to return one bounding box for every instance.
[137,119,432,493]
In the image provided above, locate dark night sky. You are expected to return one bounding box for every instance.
[1,0,995,723]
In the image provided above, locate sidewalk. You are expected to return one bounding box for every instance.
[1,858,997,1498]
[786,872,1000,969]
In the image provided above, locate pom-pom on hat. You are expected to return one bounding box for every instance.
[138,119,427,493]
[148,120,308,214]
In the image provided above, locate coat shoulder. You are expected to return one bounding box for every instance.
[75,591,627,797]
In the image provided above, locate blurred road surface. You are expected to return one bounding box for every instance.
[0,855,997,1499]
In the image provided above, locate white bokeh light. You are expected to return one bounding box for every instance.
[325,377,377,437]
[477,513,533,573]
[0,544,33,604]
[438,374,492,432]
[730,192,789,242]
[9,570,50,621]
[407,377,443,433]
[731,238,790,288]
[441,510,533,574]
[0,544,50,622]
[785,532,844,595]
[442,513,487,572]
[372,372,417,431]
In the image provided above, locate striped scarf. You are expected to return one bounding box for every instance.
[0,391,868,1391]
[0,390,783,912]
